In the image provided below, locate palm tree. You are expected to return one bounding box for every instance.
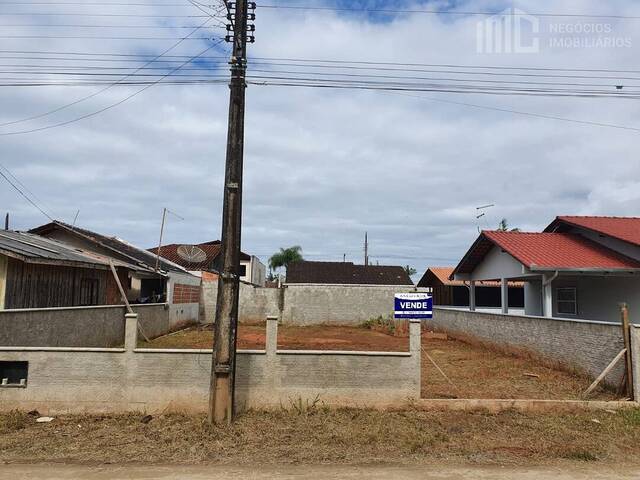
[269,246,303,273]
[497,218,520,232]
[404,265,417,277]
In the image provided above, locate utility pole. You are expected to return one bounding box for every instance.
[364,232,369,266]
[209,0,255,425]
[4,213,8,230]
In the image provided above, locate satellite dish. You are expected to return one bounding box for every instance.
[177,245,207,264]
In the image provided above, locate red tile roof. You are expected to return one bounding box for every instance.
[546,216,640,247]
[419,267,523,287]
[483,231,640,270]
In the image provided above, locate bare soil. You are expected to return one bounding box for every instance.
[140,325,615,401]
[420,338,617,401]
[2,408,640,466]
[139,323,409,351]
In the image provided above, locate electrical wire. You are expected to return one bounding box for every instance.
[259,3,640,20]
[0,17,219,128]
[0,165,53,220]
[388,92,640,133]
[0,39,224,136]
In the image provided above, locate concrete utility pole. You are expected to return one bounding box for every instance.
[209,0,253,425]
[364,232,369,266]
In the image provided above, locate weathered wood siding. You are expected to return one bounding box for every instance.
[4,258,110,309]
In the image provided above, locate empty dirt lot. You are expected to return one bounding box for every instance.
[140,324,616,401]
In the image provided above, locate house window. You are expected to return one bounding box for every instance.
[557,287,577,315]
[0,361,28,387]
[238,265,247,277]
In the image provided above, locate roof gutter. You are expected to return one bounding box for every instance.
[542,271,559,286]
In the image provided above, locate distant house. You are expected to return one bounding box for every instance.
[0,230,143,309]
[30,221,201,324]
[286,261,413,285]
[147,241,266,286]
[451,216,640,322]
[417,267,523,308]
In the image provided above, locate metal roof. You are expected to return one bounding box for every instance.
[0,230,144,271]
[29,221,187,274]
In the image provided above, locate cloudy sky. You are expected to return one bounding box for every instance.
[1,0,639,279]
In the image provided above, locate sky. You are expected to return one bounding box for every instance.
[1,0,640,280]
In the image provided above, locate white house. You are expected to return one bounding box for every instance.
[451,216,640,323]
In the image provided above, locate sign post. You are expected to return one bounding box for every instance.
[394,292,433,320]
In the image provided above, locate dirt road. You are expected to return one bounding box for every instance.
[2,464,639,480]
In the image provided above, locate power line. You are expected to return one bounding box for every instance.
[389,92,640,133]
[0,40,223,136]
[259,4,640,20]
[0,165,53,221]
[0,18,219,128]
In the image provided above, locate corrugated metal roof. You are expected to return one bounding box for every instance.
[29,221,186,274]
[0,230,143,271]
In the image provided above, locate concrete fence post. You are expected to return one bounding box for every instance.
[266,315,278,356]
[631,324,639,401]
[409,319,422,399]
[124,313,139,352]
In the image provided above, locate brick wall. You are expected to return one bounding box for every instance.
[173,283,200,304]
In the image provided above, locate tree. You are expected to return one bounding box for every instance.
[497,218,520,232]
[404,265,417,277]
[269,246,303,272]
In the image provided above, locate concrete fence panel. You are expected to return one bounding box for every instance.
[0,304,172,348]
[0,314,422,413]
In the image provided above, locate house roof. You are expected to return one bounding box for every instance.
[0,230,142,271]
[418,267,523,287]
[29,221,186,274]
[286,261,414,285]
[147,242,251,272]
[545,216,640,247]
[453,230,640,276]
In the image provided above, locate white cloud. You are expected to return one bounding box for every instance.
[1,0,640,276]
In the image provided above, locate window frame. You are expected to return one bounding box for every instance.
[556,287,578,316]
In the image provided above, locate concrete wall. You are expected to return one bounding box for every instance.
[470,246,524,281]
[0,304,171,348]
[201,279,424,326]
[551,275,640,323]
[0,315,421,414]
[281,284,424,326]
[200,279,280,324]
[428,308,634,387]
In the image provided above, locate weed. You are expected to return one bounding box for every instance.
[360,315,396,335]
[620,408,640,426]
[282,394,323,416]
[0,410,29,434]
[562,450,598,462]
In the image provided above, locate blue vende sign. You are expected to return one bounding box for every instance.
[394,293,433,319]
